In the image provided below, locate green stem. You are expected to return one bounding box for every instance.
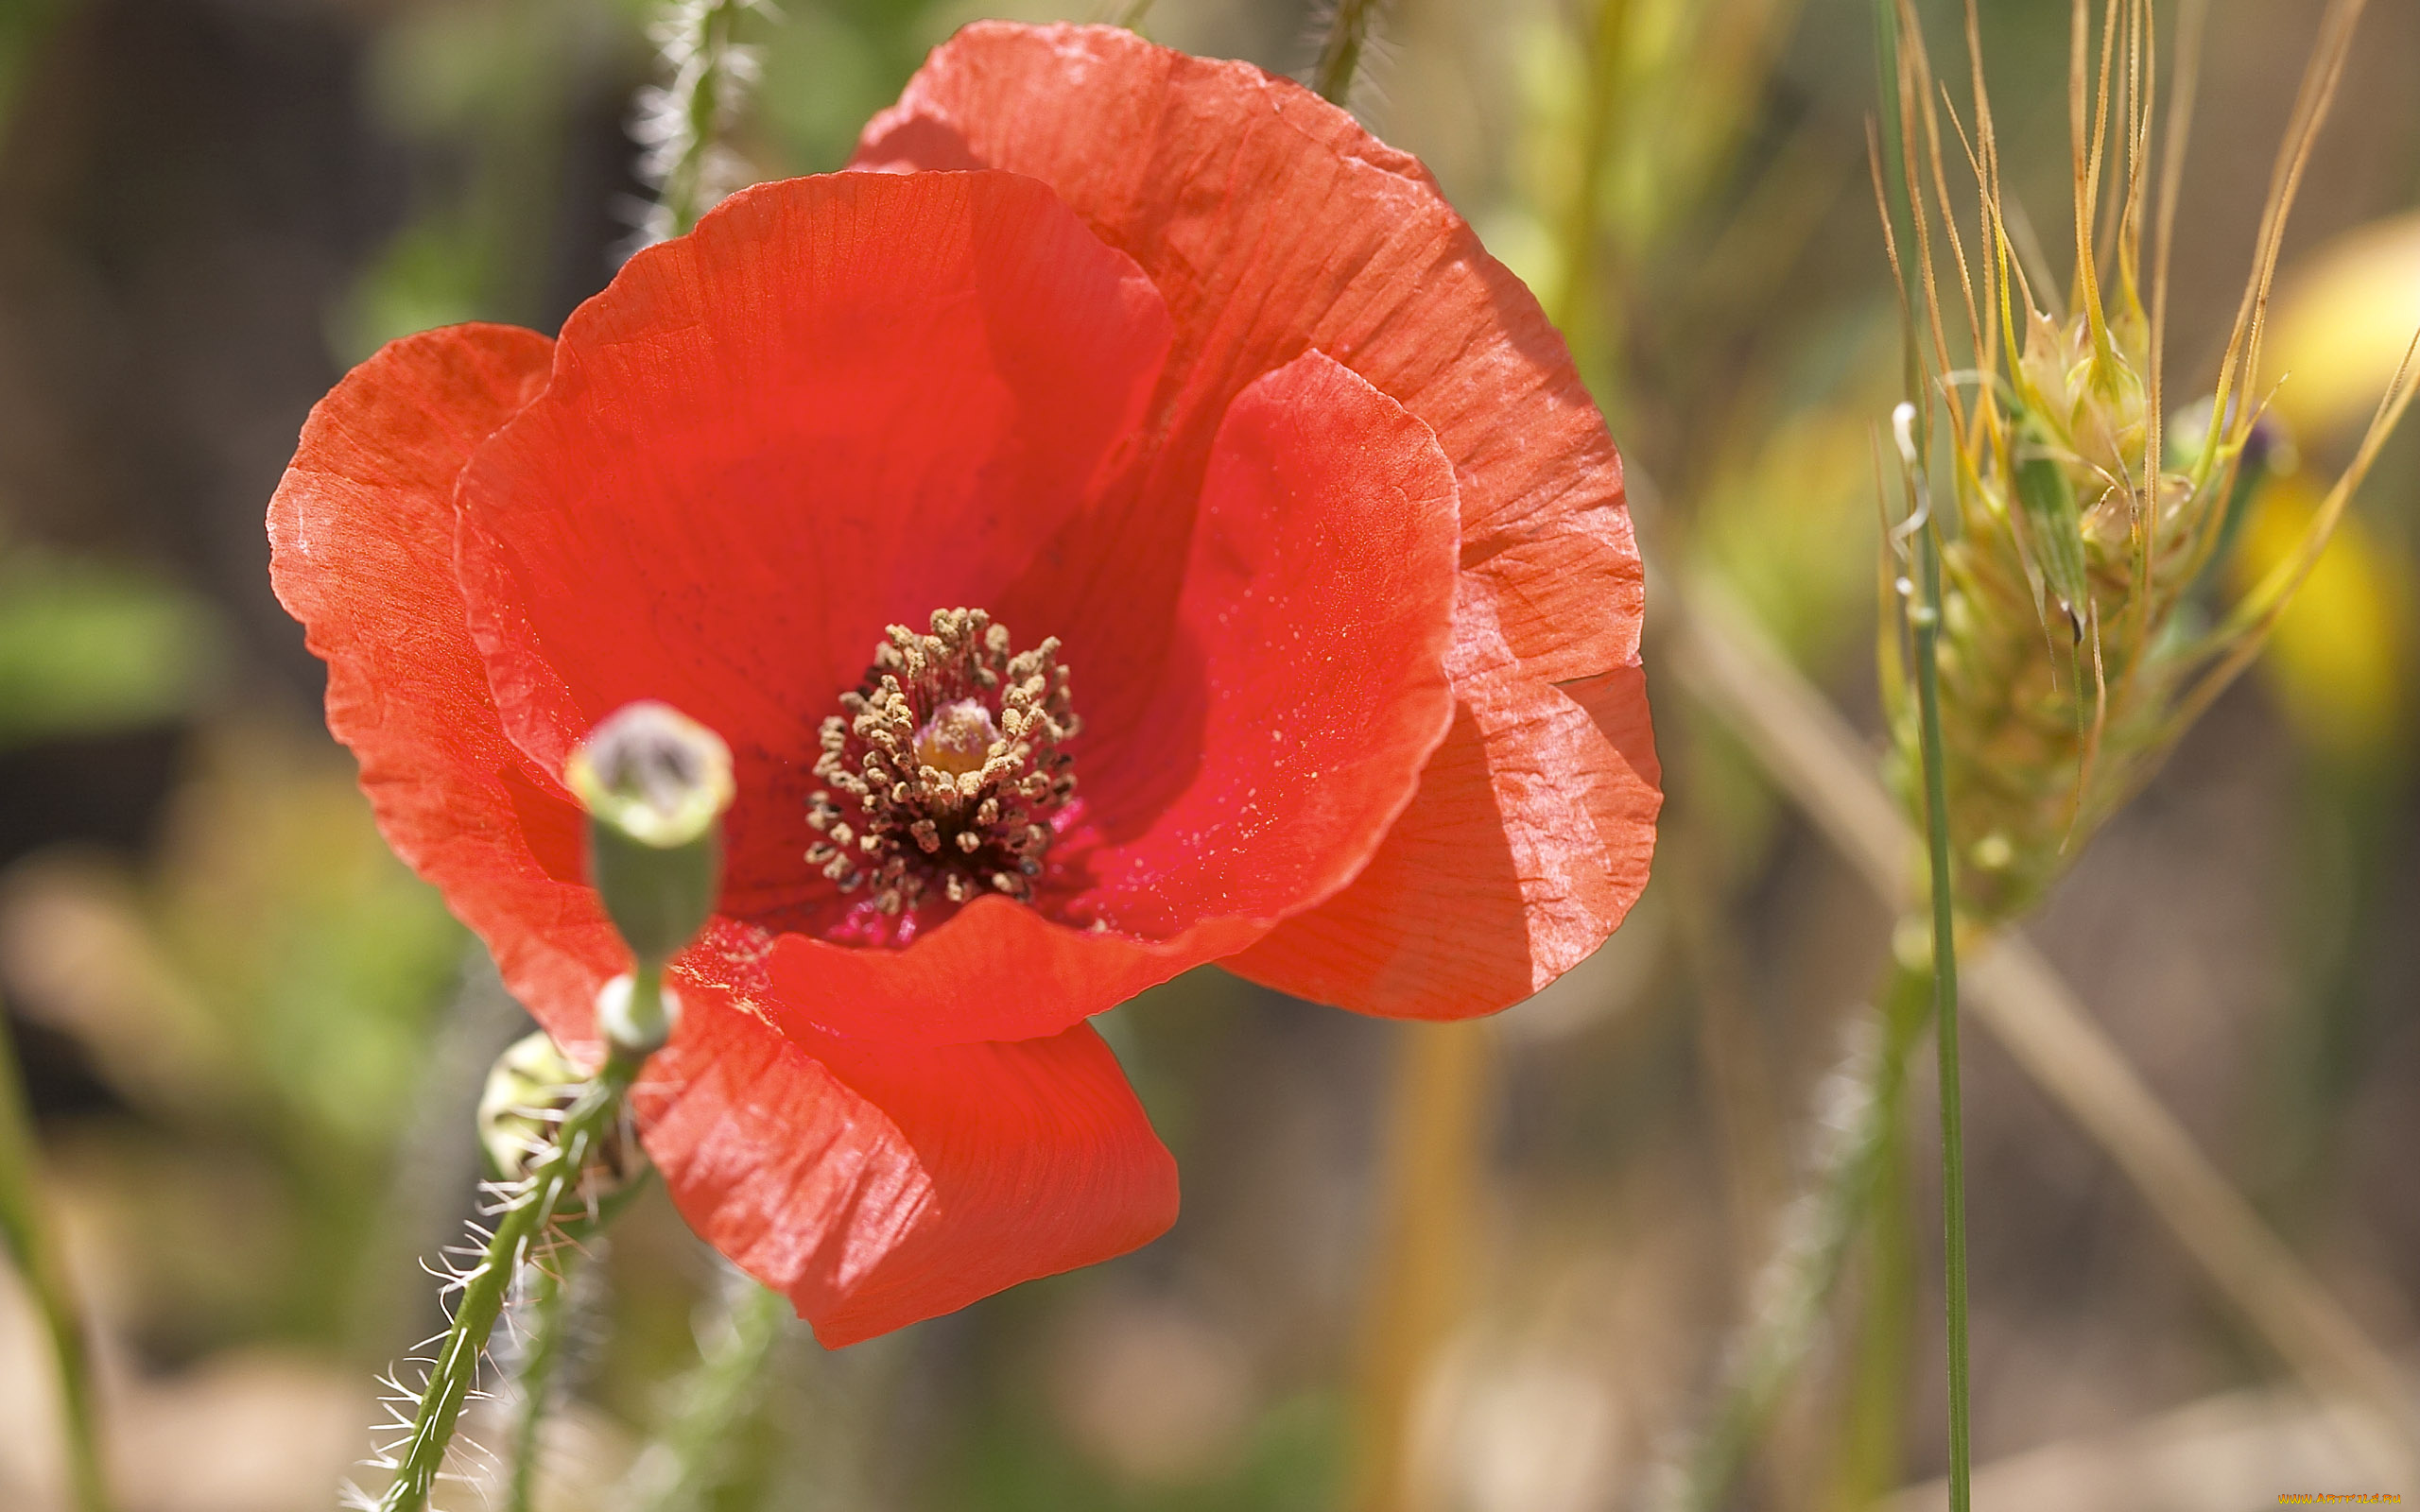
[1312,0,1382,106]
[1830,1109,1915,1510]
[1546,0,1633,415]
[1872,3,1973,1502]
[1663,964,1930,1512]
[376,984,655,1512]
[624,1275,795,1512]
[657,0,751,238]
[505,1243,579,1512]
[0,1003,110,1512]
[1911,489,1975,1512]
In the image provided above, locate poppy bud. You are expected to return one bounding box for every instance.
[476,1030,643,1210]
[565,700,734,968]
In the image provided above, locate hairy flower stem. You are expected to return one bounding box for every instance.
[1661,966,1928,1512]
[0,1003,111,1512]
[623,1274,794,1512]
[505,1246,579,1512]
[1312,0,1383,107]
[631,0,766,246]
[376,985,656,1512]
[1831,1119,1915,1507]
[661,0,743,236]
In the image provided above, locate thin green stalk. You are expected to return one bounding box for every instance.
[0,1001,110,1512]
[1673,571,2420,1482]
[1874,3,1973,1503]
[1547,0,1634,413]
[622,1274,795,1512]
[1909,455,1975,1512]
[505,1244,581,1512]
[374,973,659,1512]
[1312,0,1383,107]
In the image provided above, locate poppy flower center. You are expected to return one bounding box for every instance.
[807,608,1080,915]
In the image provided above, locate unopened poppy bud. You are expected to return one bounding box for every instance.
[565,700,734,966]
[476,1030,643,1210]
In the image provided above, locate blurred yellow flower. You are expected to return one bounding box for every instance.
[2266,210,2420,441]
[2233,475,2413,768]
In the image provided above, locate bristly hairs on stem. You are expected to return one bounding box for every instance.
[630,0,777,248]
[1651,968,1931,1512]
[504,1231,604,1512]
[1310,0,1386,109]
[357,1027,652,1512]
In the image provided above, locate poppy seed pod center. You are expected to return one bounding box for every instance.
[808,607,1080,917]
[915,698,1002,777]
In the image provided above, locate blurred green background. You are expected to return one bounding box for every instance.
[0,0,2413,1508]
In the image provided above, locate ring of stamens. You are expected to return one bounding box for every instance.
[807,608,1080,915]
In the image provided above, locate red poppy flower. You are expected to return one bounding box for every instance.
[268,22,1657,1346]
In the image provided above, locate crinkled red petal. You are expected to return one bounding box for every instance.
[267,324,617,1028]
[450,171,1174,925]
[855,24,1659,1015]
[769,352,1461,1045]
[639,922,1176,1347]
[856,23,1639,682]
[1228,602,1661,1017]
[268,325,1177,1341]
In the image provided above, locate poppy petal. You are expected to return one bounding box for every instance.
[1226,602,1662,1018]
[764,899,1261,1050]
[854,22,1642,684]
[270,328,1177,1341]
[855,23,1658,1016]
[637,927,1176,1347]
[765,351,1461,1045]
[267,323,625,1027]
[451,170,1174,914]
